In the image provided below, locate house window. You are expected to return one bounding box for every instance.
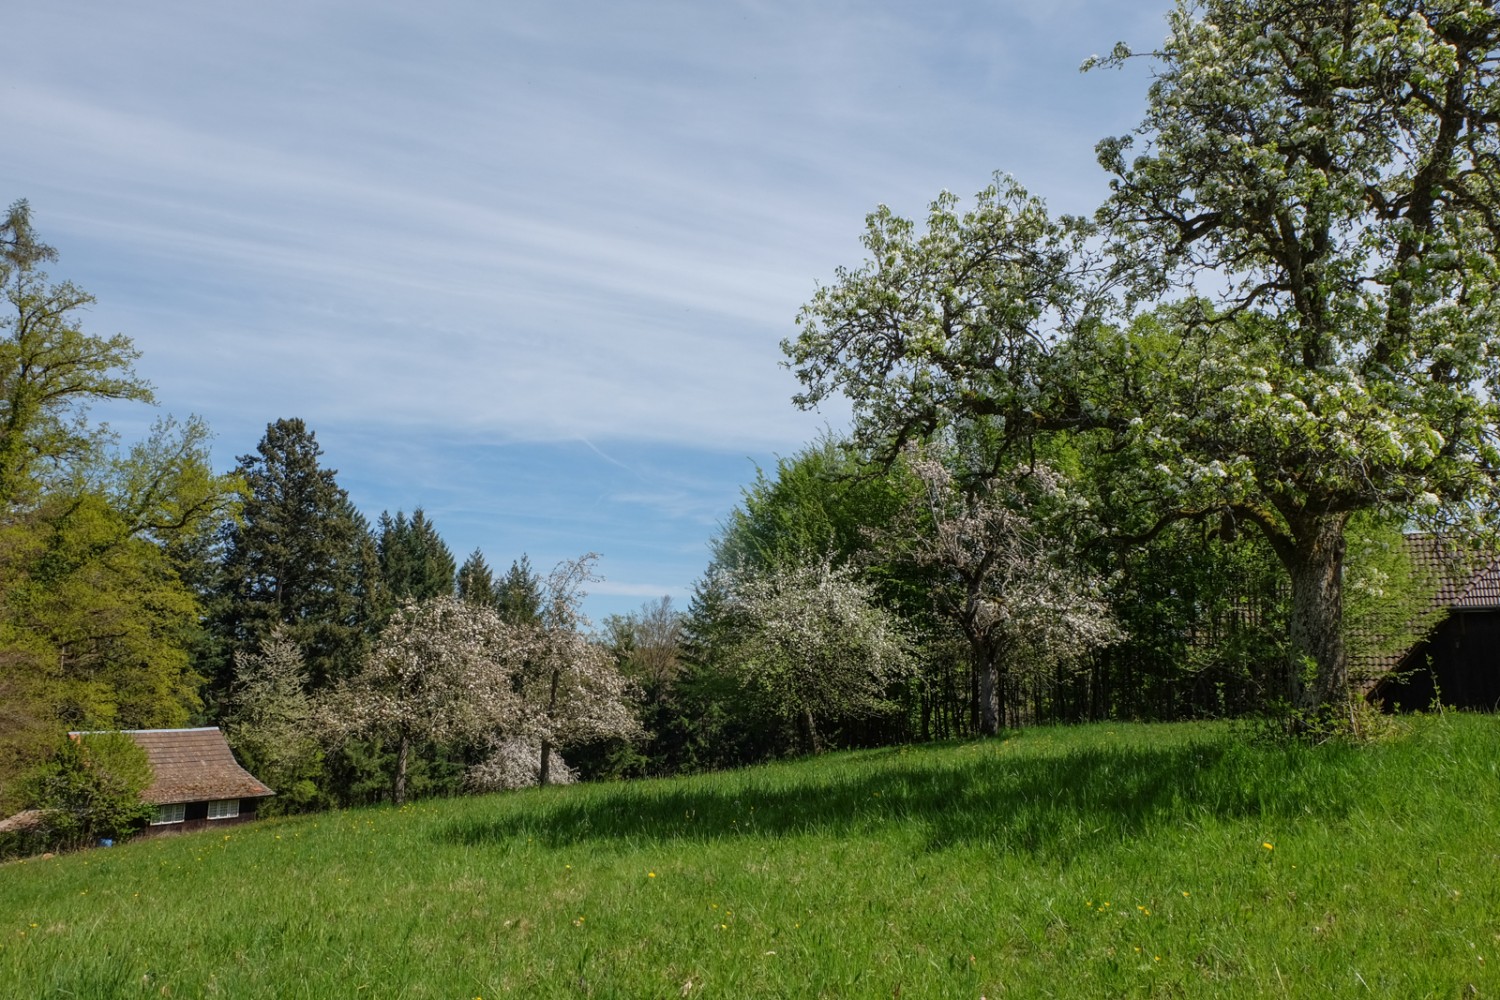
[207,799,240,820]
[151,803,185,826]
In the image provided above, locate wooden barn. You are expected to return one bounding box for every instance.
[1365,537,1500,712]
[109,727,275,834]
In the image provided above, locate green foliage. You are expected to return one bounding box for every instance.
[376,507,456,604]
[0,205,238,801]
[1,717,1495,995]
[496,555,543,626]
[222,630,325,815]
[785,0,1500,720]
[1094,521,1287,720]
[456,548,498,606]
[212,418,375,693]
[714,435,917,576]
[0,200,154,507]
[19,732,153,853]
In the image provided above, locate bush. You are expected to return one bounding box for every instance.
[21,732,154,852]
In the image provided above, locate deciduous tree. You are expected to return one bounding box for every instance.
[0,200,153,507]
[0,203,237,797]
[882,449,1120,735]
[326,596,516,805]
[786,0,1500,724]
[223,629,323,813]
[719,558,911,753]
[497,555,640,785]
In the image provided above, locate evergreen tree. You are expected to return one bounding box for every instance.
[376,507,456,603]
[497,555,543,626]
[213,418,372,693]
[457,548,498,606]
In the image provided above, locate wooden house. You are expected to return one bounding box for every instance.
[90,727,276,834]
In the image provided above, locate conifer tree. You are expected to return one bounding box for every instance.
[376,508,456,603]
[457,548,498,606]
[213,419,372,692]
[497,555,544,626]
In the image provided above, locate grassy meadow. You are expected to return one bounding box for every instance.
[1,715,1497,998]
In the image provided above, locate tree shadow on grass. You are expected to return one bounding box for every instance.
[435,734,1362,861]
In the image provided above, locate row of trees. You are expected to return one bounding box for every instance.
[777,0,1500,734]
[0,201,238,800]
[0,200,641,813]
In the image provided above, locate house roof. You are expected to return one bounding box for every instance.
[72,727,275,805]
[1405,534,1500,611]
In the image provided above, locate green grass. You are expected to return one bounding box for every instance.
[2,716,1498,998]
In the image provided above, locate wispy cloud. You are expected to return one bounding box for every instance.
[1,0,1164,618]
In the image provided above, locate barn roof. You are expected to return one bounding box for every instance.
[1405,534,1500,611]
[72,728,275,805]
[1355,535,1500,689]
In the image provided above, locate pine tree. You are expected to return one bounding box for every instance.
[497,555,543,626]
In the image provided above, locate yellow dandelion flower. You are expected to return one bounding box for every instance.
[648,872,656,878]
[1262,842,1274,851]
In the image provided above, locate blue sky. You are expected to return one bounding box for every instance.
[2,0,1164,623]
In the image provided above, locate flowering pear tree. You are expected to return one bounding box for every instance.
[786,0,1500,725]
[484,554,640,786]
[326,595,516,805]
[465,736,578,791]
[720,558,911,753]
[886,449,1120,735]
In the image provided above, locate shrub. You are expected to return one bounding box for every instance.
[21,732,154,852]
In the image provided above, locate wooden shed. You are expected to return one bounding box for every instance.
[100,728,275,834]
[1365,537,1500,712]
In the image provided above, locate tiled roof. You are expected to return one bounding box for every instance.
[1355,535,1500,688]
[75,728,275,805]
[1401,535,1500,611]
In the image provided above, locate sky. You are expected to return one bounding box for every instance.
[1,0,1167,623]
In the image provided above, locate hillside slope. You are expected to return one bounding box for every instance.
[2,717,1497,998]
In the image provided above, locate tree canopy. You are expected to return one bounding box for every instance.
[786,0,1500,725]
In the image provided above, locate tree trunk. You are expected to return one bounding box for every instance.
[539,665,561,786]
[1283,512,1351,723]
[800,706,823,754]
[976,642,1001,737]
[392,733,410,806]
